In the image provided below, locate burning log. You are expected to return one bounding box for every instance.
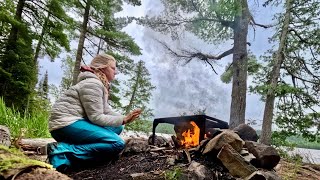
[174,121,200,149]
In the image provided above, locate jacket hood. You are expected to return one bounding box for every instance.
[77,71,99,82]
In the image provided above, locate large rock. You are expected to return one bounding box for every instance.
[233,124,258,142]
[0,125,11,147]
[245,141,280,169]
[148,134,171,147]
[245,170,281,180]
[202,130,244,155]
[123,138,149,153]
[188,161,210,180]
[217,144,257,178]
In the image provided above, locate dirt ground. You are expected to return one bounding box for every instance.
[276,160,320,180]
[65,151,235,180]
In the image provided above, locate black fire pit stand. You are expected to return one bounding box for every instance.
[152,115,229,145]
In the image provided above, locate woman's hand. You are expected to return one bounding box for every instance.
[123,108,142,124]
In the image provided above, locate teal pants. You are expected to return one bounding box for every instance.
[48,119,125,168]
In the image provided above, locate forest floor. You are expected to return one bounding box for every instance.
[16,135,320,180]
[64,151,235,180]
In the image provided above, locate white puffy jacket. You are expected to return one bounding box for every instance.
[48,71,124,131]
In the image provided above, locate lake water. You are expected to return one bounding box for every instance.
[288,147,320,164]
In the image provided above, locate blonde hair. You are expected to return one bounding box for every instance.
[89,54,116,69]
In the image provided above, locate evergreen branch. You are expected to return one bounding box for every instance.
[290,51,320,80]
[85,36,99,48]
[31,1,71,25]
[289,29,308,43]
[138,16,234,29]
[83,46,94,58]
[283,63,320,85]
[76,0,86,9]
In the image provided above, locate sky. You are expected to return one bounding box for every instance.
[39,0,282,130]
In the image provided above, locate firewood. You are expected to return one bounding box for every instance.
[150,147,166,152]
[183,149,191,163]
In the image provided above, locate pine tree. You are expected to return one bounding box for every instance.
[251,0,320,144]
[38,71,49,100]
[0,0,72,111]
[71,0,142,85]
[123,60,156,131]
[0,0,37,112]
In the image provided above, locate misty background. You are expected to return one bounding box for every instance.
[39,0,279,129]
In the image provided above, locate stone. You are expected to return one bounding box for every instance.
[0,125,11,147]
[188,161,210,180]
[233,124,259,142]
[15,168,71,180]
[240,149,256,163]
[205,128,223,139]
[245,170,281,180]
[123,138,149,153]
[130,173,146,179]
[217,144,257,178]
[148,134,171,147]
[166,157,176,166]
[245,141,280,169]
[202,130,244,155]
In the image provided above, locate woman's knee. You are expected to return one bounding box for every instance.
[113,138,125,152]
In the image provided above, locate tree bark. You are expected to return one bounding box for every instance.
[6,0,25,50]
[72,0,91,85]
[34,12,50,64]
[229,0,250,129]
[260,0,292,145]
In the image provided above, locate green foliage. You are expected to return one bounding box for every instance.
[0,98,50,138]
[140,0,241,44]
[60,55,75,91]
[221,52,261,84]
[0,23,37,112]
[124,120,152,133]
[250,0,320,143]
[122,60,156,119]
[164,167,182,180]
[156,123,175,134]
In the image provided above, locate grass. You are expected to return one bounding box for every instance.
[0,98,51,138]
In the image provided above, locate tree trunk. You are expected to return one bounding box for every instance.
[260,0,292,145]
[72,0,91,85]
[6,0,25,50]
[34,12,50,64]
[229,0,250,129]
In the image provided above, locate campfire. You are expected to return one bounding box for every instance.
[151,115,229,149]
[179,121,200,148]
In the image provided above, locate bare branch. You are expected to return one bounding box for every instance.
[249,15,272,28]
[155,39,233,73]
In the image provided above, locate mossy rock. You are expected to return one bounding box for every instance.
[0,145,69,179]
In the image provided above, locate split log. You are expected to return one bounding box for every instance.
[19,138,56,152]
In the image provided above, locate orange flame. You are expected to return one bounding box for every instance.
[180,121,200,148]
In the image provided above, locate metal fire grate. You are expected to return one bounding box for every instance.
[152,115,229,144]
